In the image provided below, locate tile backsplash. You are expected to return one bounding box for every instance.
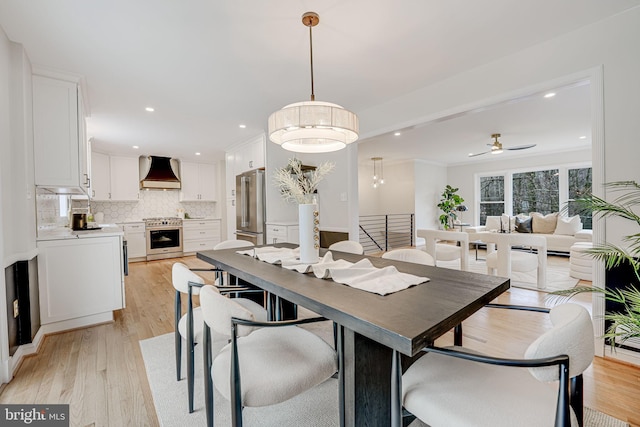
[37,189,217,227]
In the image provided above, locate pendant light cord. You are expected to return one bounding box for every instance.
[309,24,315,101]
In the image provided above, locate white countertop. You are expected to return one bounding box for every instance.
[266,221,299,226]
[37,224,124,241]
[183,217,221,221]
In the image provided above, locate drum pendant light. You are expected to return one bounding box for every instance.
[268,12,359,153]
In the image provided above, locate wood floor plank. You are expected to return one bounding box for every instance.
[0,255,638,426]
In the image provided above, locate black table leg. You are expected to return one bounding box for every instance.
[342,328,393,427]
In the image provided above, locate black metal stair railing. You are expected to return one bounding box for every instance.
[358,214,415,254]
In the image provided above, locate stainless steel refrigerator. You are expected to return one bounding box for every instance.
[235,169,265,245]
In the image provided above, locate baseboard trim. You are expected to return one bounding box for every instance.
[39,312,114,336]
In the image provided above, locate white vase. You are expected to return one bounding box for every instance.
[298,202,319,264]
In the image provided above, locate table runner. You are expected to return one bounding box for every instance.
[236,247,429,295]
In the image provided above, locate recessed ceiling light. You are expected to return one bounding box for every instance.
[195,152,201,156]
[543,92,556,98]
[579,135,587,140]
[239,124,247,129]
[145,107,155,112]
[394,132,401,136]
[132,145,139,149]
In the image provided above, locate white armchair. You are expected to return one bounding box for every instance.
[417,229,469,271]
[398,303,595,427]
[482,232,547,290]
[200,285,337,426]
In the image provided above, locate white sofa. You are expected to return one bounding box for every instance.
[465,213,592,253]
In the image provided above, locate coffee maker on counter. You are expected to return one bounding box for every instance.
[69,205,95,230]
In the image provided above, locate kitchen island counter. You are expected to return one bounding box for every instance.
[36,224,124,241]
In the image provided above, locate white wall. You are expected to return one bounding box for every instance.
[265,141,358,236]
[414,160,448,231]
[358,159,416,216]
[357,7,640,247]
[447,148,592,224]
[0,30,37,383]
[0,18,11,385]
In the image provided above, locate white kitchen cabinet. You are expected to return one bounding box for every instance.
[183,219,221,254]
[233,135,265,175]
[121,222,146,260]
[37,235,125,331]
[32,75,90,192]
[91,153,139,201]
[110,156,140,200]
[225,135,265,237]
[225,152,236,198]
[225,198,236,240]
[180,162,218,201]
[91,151,110,200]
[265,222,299,245]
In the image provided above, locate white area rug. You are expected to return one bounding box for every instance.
[438,256,580,292]
[140,333,627,427]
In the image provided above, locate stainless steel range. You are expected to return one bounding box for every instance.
[144,217,183,261]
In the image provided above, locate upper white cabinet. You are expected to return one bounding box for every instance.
[180,162,217,201]
[32,75,90,192]
[234,135,265,175]
[91,152,110,200]
[110,156,140,200]
[90,153,139,201]
[224,133,265,197]
[225,152,236,198]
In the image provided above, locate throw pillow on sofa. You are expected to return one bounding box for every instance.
[515,216,533,233]
[554,215,583,236]
[485,216,502,232]
[530,212,558,234]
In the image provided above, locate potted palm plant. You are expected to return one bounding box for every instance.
[550,181,640,347]
[437,185,465,230]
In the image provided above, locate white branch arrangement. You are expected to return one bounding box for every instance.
[273,158,335,204]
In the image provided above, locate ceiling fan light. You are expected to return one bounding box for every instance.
[491,148,503,154]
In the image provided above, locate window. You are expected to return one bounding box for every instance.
[568,167,592,229]
[59,196,69,218]
[512,169,559,215]
[479,175,504,225]
[475,165,592,229]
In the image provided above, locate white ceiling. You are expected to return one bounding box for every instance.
[358,81,593,166]
[1,1,638,164]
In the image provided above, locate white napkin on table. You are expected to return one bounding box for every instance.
[236,246,300,264]
[269,251,353,274]
[317,258,428,295]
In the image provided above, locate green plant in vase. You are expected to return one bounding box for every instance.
[437,185,465,230]
[549,181,640,348]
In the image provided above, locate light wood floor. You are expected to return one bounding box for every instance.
[1,254,639,426]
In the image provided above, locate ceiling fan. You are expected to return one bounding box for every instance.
[468,133,536,157]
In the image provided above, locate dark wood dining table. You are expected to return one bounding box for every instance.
[197,244,510,427]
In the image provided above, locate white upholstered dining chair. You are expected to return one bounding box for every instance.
[417,229,469,271]
[397,303,594,427]
[200,285,338,427]
[172,262,266,413]
[482,232,547,289]
[328,240,364,255]
[381,248,435,266]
